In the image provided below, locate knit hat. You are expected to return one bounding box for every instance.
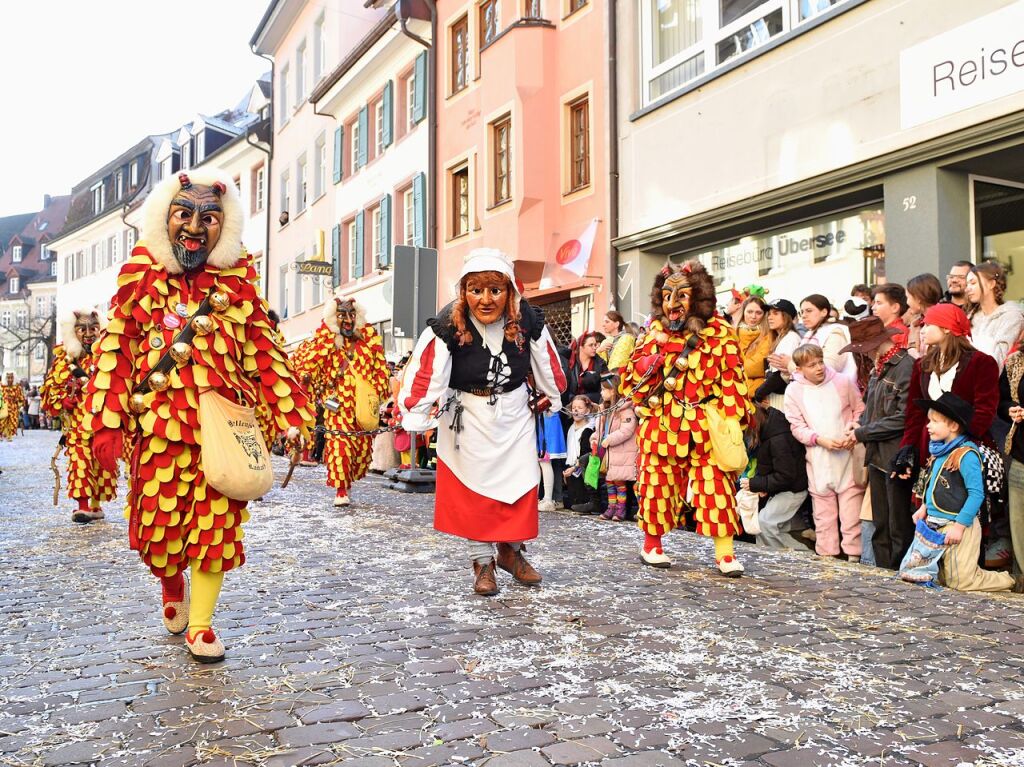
[923,303,971,337]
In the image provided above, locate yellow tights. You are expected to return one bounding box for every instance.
[713,535,735,562]
[187,562,224,641]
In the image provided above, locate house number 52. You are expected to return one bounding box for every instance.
[902,196,917,211]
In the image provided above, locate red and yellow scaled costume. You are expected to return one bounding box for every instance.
[623,261,752,575]
[41,309,118,522]
[83,169,313,662]
[0,375,25,440]
[292,297,389,506]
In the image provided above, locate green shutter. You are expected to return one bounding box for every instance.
[379,194,392,268]
[357,106,369,168]
[332,127,343,184]
[331,224,341,287]
[354,211,364,278]
[413,51,427,124]
[413,172,426,247]
[382,80,393,148]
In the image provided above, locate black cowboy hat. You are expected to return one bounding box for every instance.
[913,392,973,435]
[767,298,797,319]
[839,317,902,355]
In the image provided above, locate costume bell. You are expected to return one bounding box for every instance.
[40,308,118,523]
[0,372,25,441]
[399,249,566,596]
[622,261,752,575]
[83,170,314,663]
[292,296,390,507]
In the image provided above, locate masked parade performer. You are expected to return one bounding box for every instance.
[40,308,118,523]
[622,261,751,575]
[83,170,313,663]
[1,372,25,441]
[399,249,566,596]
[292,296,389,508]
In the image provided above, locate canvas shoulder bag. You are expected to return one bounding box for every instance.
[704,402,747,473]
[198,389,274,501]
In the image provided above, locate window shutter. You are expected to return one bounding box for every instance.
[354,211,364,279]
[332,127,343,184]
[413,51,427,124]
[331,224,341,287]
[357,106,369,168]
[413,172,426,248]
[379,194,392,268]
[382,80,394,148]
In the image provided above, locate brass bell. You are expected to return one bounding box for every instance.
[191,315,214,336]
[169,342,192,366]
[647,394,662,410]
[664,376,678,391]
[210,291,230,312]
[149,371,170,392]
[129,392,148,414]
[674,356,689,372]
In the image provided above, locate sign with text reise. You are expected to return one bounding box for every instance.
[900,3,1024,129]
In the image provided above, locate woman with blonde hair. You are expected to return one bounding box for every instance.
[737,296,772,399]
[756,298,802,411]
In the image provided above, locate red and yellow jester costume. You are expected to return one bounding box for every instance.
[0,373,25,440]
[623,261,752,576]
[41,308,117,523]
[293,297,389,507]
[84,170,313,663]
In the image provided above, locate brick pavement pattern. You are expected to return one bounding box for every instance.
[3,431,1024,766]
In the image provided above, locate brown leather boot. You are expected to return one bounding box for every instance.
[496,543,542,586]
[472,559,499,596]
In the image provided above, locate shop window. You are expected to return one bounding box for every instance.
[640,0,851,105]
[451,15,469,94]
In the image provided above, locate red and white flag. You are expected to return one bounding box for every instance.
[540,218,599,289]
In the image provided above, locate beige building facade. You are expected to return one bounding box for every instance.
[615,0,1024,320]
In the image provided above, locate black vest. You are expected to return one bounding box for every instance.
[429,299,541,393]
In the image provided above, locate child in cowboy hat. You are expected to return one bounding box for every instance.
[911,392,1018,592]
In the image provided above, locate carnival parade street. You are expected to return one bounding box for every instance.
[0,432,1023,766]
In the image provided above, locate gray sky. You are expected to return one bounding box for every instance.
[0,0,271,217]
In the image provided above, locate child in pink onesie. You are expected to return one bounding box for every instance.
[783,344,866,560]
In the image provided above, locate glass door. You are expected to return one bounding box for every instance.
[973,178,1024,302]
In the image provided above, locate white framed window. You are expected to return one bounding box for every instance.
[296,41,307,103]
[110,234,120,263]
[0,311,8,327]
[296,154,308,213]
[158,157,171,182]
[639,0,848,106]
[280,170,291,219]
[12,245,22,263]
[279,263,290,318]
[351,120,360,171]
[39,246,48,261]
[404,188,415,245]
[115,170,124,200]
[34,342,45,361]
[50,261,57,277]
[314,13,326,81]
[406,72,416,133]
[279,63,291,126]
[126,228,136,254]
[9,277,20,294]
[91,182,104,215]
[182,141,192,170]
[371,205,382,266]
[348,220,358,280]
[130,161,139,187]
[314,133,327,199]
[255,165,265,212]
[375,100,384,157]
[196,132,206,162]
[15,309,26,328]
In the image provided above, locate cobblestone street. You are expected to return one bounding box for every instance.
[3,430,1024,766]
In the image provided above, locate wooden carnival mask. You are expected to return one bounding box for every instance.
[463,271,510,326]
[166,173,225,272]
[335,298,358,337]
[661,272,693,332]
[73,312,101,352]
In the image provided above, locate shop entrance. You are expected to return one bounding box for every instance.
[973,177,1024,301]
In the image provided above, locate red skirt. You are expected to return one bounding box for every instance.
[434,459,538,542]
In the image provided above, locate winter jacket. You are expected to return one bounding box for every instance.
[601,332,637,374]
[855,348,914,471]
[900,350,999,467]
[971,302,1024,371]
[566,420,595,469]
[592,405,638,482]
[747,406,807,496]
[738,326,771,397]
[784,367,865,495]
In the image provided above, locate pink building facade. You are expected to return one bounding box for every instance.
[435,0,610,346]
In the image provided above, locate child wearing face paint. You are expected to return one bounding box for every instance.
[399,249,566,597]
[783,344,866,560]
[40,307,119,524]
